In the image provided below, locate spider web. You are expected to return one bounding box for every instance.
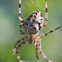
[31,0,45,10]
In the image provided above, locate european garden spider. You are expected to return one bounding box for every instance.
[12,0,61,62]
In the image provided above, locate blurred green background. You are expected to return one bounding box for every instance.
[0,0,62,62]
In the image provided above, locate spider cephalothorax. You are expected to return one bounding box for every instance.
[12,0,61,62]
[22,11,44,34]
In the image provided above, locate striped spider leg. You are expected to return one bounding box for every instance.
[19,0,25,35]
[18,0,23,22]
[43,0,48,28]
[37,36,53,62]
[40,26,61,37]
[20,22,25,35]
[12,36,28,62]
[38,27,61,62]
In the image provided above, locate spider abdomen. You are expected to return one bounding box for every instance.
[23,11,44,34]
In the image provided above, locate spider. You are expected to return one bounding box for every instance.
[12,0,61,62]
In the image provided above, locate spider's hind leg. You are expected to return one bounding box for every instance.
[35,45,39,59]
[38,37,53,62]
[16,40,27,62]
[12,36,27,62]
[13,36,27,54]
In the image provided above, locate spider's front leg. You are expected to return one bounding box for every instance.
[43,0,48,27]
[12,36,27,62]
[18,0,23,22]
[38,37,53,62]
[19,0,25,35]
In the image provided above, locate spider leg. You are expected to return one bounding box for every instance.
[13,36,27,62]
[38,37,53,62]
[35,44,39,59]
[13,36,27,55]
[16,40,27,62]
[40,26,61,37]
[20,23,25,35]
[18,0,23,22]
[34,36,40,60]
[43,0,48,27]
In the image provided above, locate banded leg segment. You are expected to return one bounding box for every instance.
[16,40,27,54]
[38,48,53,62]
[16,40,27,62]
[43,0,48,27]
[20,23,25,35]
[13,36,27,54]
[35,45,39,59]
[38,37,53,62]
[18,0,23,22]
[12,36,27,62]
[34,36,41,60]
[40,26,61,37]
